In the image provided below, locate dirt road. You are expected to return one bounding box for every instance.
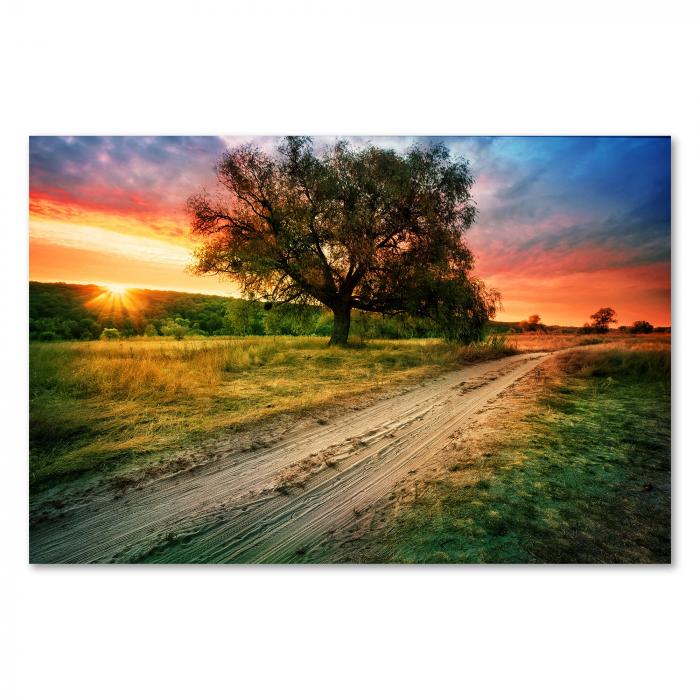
[30,352,549,563]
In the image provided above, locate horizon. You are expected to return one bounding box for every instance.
[28,279,671,329]
[29,135,671,327]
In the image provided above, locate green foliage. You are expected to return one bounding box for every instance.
[160,317,190,340]
[38,330,59,342]
[263,303,318,336]
[29,336,476,485]
[100,328,120,340]
[30,281,469,343]
[225,296,265,335]
[188,136,498,345]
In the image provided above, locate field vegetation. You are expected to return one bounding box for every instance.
[349,338,671,563]
[508,330,671,353]
[30,334,516,486]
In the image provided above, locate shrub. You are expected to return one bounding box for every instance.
[100,328,120,340]
[519,314,545,332]
[160,318,189,340]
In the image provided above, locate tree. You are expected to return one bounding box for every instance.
[590,307,617,333]
[187,137,498,346]
[264,303,317,336]
[631,320,654,334]
[226,296,265,335]
[519,314,543,332]
[161,317,189,340]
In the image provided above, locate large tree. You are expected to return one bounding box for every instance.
[187,137,498,345]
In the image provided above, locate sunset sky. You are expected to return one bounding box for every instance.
[29,135,671,326]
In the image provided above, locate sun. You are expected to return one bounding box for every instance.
[87,283,141,322]
[104,283,127,296]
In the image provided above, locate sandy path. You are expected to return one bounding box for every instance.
[30,352,549,563]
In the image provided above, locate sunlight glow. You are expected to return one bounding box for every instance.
[86,285,143,324]
[104,283,127,296]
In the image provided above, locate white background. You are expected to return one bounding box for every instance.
[1,2,698,698]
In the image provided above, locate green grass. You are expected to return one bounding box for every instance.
[352,347,671,563]
[30,334,516,487]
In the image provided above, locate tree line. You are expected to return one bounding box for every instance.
[30,284,670,342]
[29,282,445,341]
[515,308,668,335]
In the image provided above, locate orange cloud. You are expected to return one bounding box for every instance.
[30,193,189,243]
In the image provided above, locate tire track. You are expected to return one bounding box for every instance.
[30,352,548,563]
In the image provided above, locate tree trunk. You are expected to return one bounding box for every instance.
[328,304,352,346]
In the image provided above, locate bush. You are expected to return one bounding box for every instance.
[161,318,190,340]
[519,314,545,332]
[100,328,120,340]
[38,331,58,342]
[456,334,517,363]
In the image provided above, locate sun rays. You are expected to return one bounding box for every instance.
[104,283,127,296]
[86,284,142,324]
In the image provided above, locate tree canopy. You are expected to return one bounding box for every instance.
[519,314,543,332]
[187,136,498,345]
[590,307,618,333]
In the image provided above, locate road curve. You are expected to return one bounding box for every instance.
[30,352,549,563]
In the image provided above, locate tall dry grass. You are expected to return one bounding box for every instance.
[556,343,671,381]
[30,335,489,484]
[510,331,671,353]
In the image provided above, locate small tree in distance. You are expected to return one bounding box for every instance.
[590,307,617,334]
[519,314,543,332]
[187,136,499,346]
[631,320,654,334]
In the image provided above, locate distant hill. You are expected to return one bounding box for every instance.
[29,282,237,340]
[29,281,442,341]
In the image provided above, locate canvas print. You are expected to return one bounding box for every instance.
[29,136,671,564]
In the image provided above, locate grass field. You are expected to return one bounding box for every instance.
[30,334,517,486]
[509,330,671,353]
[347,340,671,563]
